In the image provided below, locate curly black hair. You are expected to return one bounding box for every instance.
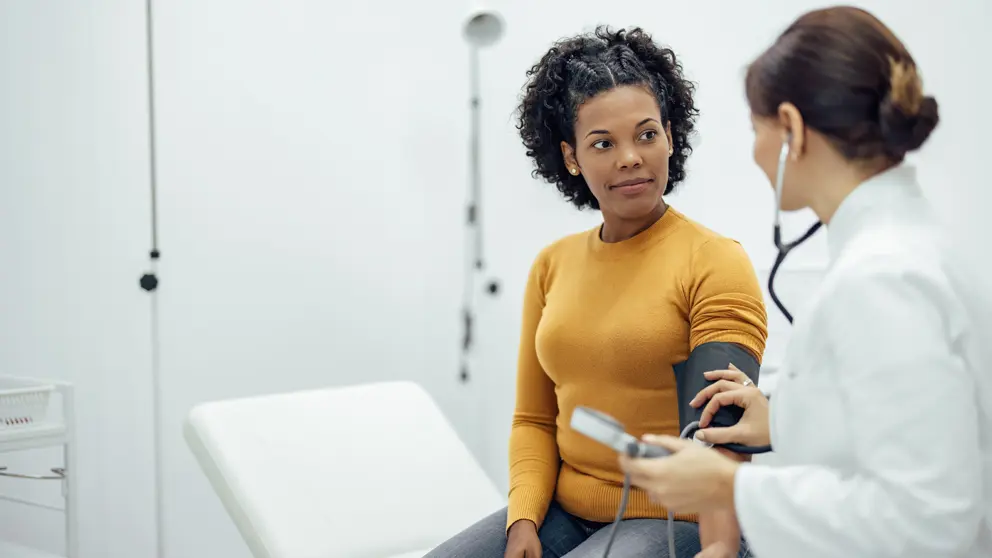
[516,26,699,210]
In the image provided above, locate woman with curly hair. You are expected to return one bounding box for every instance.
[426,27,767,558]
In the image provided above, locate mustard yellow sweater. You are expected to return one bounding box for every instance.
[507,207,768,530]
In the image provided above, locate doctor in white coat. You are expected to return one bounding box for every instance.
[620,6,991,558]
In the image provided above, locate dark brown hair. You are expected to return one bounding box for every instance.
[746,7,939,162]
[516,27,699,209]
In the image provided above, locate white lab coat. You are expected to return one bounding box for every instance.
[735,164,992,558]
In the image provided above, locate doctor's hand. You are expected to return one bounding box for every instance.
[618,436,739,514]
[690,370,771,448]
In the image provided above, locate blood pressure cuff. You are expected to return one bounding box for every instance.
[672,341,760,433]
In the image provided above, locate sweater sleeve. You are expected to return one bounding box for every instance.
[685,238,768,361]
[506,249,560,531]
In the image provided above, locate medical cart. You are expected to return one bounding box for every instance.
[0,375,78,558]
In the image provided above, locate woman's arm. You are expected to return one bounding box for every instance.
[698,509,740,558]
[698,448,749,557]
[684,237,769,552]
[734,263,984,558]
[684,238,768,362]
[506,250,561,532]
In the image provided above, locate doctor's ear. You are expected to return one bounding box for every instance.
[777,102,806,161]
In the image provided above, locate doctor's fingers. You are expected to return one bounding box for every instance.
[694,424,748,445]
[628,469,669,497]
[698,389,758,427]
[619,454,670,485]
[690,379,746,408]
[702,368,751,385]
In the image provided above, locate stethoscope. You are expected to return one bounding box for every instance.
[692,137,823,457]
[768,135,822,324]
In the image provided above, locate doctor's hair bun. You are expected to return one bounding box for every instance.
[879,58,940,158]
[516,25,699,209]
[745,6,939,162]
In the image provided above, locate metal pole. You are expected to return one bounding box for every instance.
[460,45,482,383]
[469,45,483,271]
[143,1,165,556]
[63,385,78,558]
[149,277,164,558]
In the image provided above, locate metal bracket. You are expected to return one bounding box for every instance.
[0,466,66,480]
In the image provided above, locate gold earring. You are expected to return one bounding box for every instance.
[571,168,579,175]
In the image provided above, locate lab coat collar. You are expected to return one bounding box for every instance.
[826,163,922,263]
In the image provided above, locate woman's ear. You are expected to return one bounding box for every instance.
[665,122,673,155]
[561,141,580,176]
[777,102,806,161]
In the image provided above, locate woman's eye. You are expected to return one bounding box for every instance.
[592,140,612,150]
[640,130,658,141]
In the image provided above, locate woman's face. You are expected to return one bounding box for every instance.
[562,85,672,220]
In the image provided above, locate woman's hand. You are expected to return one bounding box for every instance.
[619,436,739,514]
[504,520,542,558]
[689,367,771,448]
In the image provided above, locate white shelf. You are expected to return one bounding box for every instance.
[0,424,67,453]
[0,374,69,453]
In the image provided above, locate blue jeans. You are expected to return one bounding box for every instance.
[424,500,751,557]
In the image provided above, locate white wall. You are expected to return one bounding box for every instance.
[150,2,480,556]
[0,2,157,557]
[1,1,989,557]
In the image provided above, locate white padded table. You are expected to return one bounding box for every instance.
[185,381,504,558]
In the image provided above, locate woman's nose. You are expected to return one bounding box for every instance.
[617,146,643,169]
